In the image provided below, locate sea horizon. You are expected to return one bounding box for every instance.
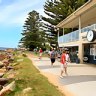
[0,47,15,50]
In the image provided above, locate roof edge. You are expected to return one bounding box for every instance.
[56,0,92,28]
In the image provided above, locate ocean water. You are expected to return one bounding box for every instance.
[0,47,7,50]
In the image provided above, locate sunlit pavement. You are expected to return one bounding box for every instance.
[29,56,96,96]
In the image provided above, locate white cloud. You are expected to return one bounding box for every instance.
[0,0,46,25]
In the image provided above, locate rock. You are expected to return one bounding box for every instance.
[12,62,19,66]
[6,81,15,91]
[17,59,23,62]
[0,73,4,78]
[0,81,15,96]
[0,69,6,73]
[0,78,9,86]
[7,74,15,79]
[23,87,32,94]
[7,66,14,70]
[0,64,4,68]
[0,85,3,91]
[0,61,3,68]
[0,62,3,65]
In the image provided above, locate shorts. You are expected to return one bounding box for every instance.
[51,58,55,63]
[39,53,42,56]
[60,63,67,70]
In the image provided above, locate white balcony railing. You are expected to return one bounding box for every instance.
[58,30,79,43]
[81,24,96,33]
[58,23,96,43]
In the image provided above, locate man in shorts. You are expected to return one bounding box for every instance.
[50,48,56,66]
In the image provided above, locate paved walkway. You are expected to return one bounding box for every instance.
[28,56,96,96]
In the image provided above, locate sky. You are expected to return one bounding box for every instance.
[0,0,46,48]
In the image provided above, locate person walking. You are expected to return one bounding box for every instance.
[60,50,68,78]
[66,51,70,65]
[50,48,56,66]
[39,48,43,59]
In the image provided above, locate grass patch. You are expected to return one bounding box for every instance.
[7,56,64,96]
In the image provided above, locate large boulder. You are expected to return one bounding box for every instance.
[0,81,15,96]
[0,78,9,86]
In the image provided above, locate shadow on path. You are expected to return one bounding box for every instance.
[67,64,96,67]
[59,75,96,85]
[38,65,59,69]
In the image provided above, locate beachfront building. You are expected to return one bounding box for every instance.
[56,0,96,64]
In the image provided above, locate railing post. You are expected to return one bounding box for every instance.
[63,28,64,43]
[79,16,81,34]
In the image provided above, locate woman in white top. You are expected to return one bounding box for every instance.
[65,51,70,64]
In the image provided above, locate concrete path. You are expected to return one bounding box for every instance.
[29,56,96,96]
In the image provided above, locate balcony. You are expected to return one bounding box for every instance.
[58,30,79,43]
[58,23,96,43]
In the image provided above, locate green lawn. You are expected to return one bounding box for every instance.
[7,55,64,96]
